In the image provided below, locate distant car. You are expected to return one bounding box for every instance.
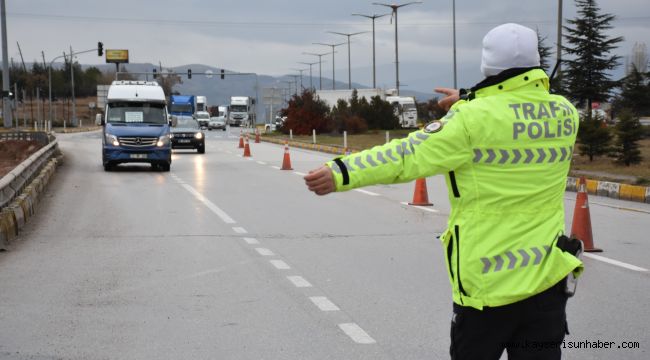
[265,115,286,132]
[170,116,205,154]
[208,116,227,131]
[195,111,211,128]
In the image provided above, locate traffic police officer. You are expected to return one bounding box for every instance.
[304,23,584,359]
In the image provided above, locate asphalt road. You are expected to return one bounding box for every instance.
[0,127,648,359]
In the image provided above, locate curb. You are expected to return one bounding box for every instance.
[565,176,648,203]
[261,136,649,205]
[0,157,60,251]
[260,136,355,156]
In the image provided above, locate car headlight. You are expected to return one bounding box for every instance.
[105,133,119,146]
[157,135,170,147]
[194,132,203,139]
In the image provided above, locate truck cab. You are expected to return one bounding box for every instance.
[386,96,418,128]
[96,81,174,171]
[228,96,255,127]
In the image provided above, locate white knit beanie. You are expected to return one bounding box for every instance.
[480,23,540,77]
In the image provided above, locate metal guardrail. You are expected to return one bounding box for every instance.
[0,131,50,144]
[0,138,59,210]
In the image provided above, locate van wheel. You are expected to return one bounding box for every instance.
[103,162,113,171]
[161,162,171,172]
[197,145,205,154]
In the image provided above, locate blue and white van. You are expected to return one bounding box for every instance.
[96,81,175,171]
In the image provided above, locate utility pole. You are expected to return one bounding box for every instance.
[314,42,346,90]
[298,61,317,90]
[352,13,389,89]
[1,0,12,127]
[69,46,78,126]
[290,68,307,91]
[556,0,563,89]
[373,1,422,95]
[303,52,331,90]
[327,31,367,90]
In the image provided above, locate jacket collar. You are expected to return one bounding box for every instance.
[466,68,549,100]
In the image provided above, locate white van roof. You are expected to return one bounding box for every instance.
[107,81,166,103]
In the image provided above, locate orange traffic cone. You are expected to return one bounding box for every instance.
[281,141,293,170]
[255,129,261,143]
[408,178,433,206]
[571,177,602,252]
[238,131,244,149]
[243,135,251,157]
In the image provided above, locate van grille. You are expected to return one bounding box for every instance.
[119,136,158,147]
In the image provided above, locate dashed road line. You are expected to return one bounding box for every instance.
[310,296,340,312]
[270,260,291,270]
[243,237,259,245]
[180,183,236,224]
[565,197,650,214]
[400,202,439,213]
[257,161,267,165]
[354,189,380,196]
[232,227,247,234]
[287,276,312,288]
[271,166,281,170]
[583,253,648,272]
[338,323,376,344]
[255,248,275,256]
[294,171,307,176]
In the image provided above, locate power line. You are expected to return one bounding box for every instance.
[10,12,650,28]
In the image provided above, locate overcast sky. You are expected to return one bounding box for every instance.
[4,0,650,93]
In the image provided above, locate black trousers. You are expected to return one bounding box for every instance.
[450,283,568,360]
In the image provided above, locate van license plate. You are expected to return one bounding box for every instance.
[179,139,191,143]
[130,153,147,159]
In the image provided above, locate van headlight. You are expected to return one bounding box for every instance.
[157,135,170,147]
[105,133,119,146]
[194,132,203,139]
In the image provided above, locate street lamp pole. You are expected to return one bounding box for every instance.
[298,62,317,90]
[290,68,308,91]
[314,42,346,90]
[303,52,331,90]
[452,0,457,88]
[373,1,422,95]
[327,31,367,90]
[352,13,389,89]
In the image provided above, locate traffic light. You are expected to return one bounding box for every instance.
[152,68,157,79]
[188,69,192,79]
[97,42,103,56]
[220,69,225,79]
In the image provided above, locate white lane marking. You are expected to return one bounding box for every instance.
[287,276,312,288]
[338,323,376,344]
[257,161,267,165]
[255,248,275,256]
[271,166,281,170]
[180,184,236,224]
[400,202,439,213]
[243,237,259,245]
[354,189,380,196]
[246,157,254,161]
[232,227,247,234]
[565,197,650,214]
[310,296,340,312]
[270,260,291,270]
[294,171,307,176]
[583,253,648,272]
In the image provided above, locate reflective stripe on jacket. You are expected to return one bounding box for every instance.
[326,69,583,310]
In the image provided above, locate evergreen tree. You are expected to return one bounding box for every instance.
[613,64,650,117]
[577,112,612,161]
[537,30,553,73]
[562,0,623,115]
[611,109,643,165]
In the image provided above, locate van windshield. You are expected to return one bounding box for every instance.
[169,104,193,114]
[230,105,247,112]
[107,102,167,124]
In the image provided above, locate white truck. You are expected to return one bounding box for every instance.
[228,96,256,127]
[386,96,418,128]
[196,96,207,112]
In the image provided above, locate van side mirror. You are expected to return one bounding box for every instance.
[169,115,178,127]
[95,113,104,126]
